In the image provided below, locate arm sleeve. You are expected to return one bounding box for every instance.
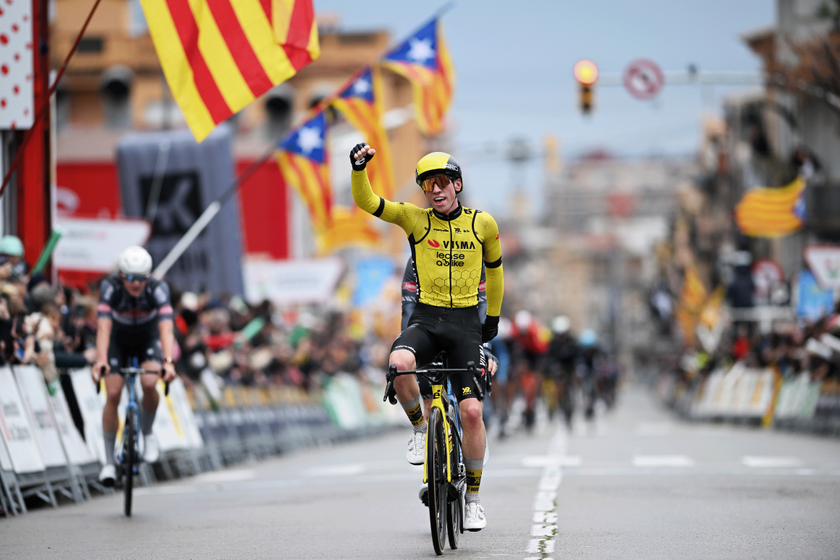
[351,169,423,234]
[152,281,174,322]
[401,259,418,331]
[97,279,115,320]
[477,265,487,323]
[479,214,504,317]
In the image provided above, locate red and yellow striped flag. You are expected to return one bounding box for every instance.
[331,67,395,201]
[735,176,806,238]
[381,17,454,137]
[140,0,319,142]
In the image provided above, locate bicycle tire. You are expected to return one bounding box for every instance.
[446,416,462,549]
[124,406,138,517]
[427,407,447,555]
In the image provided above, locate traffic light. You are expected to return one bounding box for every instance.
[574,60,598,114]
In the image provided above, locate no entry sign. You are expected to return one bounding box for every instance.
[623,59,664,100]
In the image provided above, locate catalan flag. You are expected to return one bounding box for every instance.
[735,176,806,238]
[332,67,395,201]
[381,17,454,137]
[675,265,707,347]
[140,0,319,142]
[277,111,332,236]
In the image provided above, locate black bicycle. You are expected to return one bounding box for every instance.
[384,361,484,555]
[98,362,168,516]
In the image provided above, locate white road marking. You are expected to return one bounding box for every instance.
[633,455,695,467]
[190,469,256,483]
[524,427,566,559]
[742,456,803,468]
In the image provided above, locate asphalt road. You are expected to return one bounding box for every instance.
[3,382,839,559]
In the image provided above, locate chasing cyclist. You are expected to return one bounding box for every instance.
[91,246,177,486]
[351,144,504,530]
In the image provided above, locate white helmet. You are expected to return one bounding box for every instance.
[515,310,532,331]
[551,316,570,334]
[118,246,153,276]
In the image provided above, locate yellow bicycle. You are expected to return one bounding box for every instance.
[384,361,483,555]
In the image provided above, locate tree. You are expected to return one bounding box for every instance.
[767,1,840,119]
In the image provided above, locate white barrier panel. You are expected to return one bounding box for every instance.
[0,431,13,472]
[0,367,46,474]
[69,368,107,466]
[147,381,190,452]
[49,382,97,466]
[14,366,68,468]
[168,378,204,449]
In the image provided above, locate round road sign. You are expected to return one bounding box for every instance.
[623,59,664,100]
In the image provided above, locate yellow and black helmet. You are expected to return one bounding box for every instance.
[415,152,462,188]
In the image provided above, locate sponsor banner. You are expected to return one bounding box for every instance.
[53,217,151,272]
[243,257,344,305]
[796,270,835,322]
[814,380,840,418]
[803,244,840,290]
[117,126,245,294]
[13,366,68,468]
[48,381,97,466]
[69,368,107,465]
[353,257,396,307]
[0,367,46,474]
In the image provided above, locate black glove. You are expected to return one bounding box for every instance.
[481,315,499,343]
[350,143,374,171]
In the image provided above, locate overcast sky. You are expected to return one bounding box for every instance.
[313,0,776,218]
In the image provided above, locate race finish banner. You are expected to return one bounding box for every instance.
[53,217,151,272]
[116,126,245,295]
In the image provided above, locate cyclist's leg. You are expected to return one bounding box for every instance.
[103,340,126,462]
[138,336,164,436]
[447,325,487,530]
[390,324,438,464]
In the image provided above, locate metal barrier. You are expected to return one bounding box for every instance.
[1,365,403,516]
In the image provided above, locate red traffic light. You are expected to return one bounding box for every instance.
[574,60,598,85]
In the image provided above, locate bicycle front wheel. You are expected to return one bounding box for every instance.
[426,407,447,555]
[123,407,139,517]
[446,416,462,550]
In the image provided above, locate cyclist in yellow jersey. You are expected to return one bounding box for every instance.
[351,143,504,531]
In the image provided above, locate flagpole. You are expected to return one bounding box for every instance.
[154,6,456,278]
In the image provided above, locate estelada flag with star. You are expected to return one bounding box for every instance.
[381,16,454,137]
[735,176,806,238]
[331,66,395,201]
[276,111,332,236]
[140,0,319,142]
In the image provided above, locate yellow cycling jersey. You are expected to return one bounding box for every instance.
[352,169,504,315]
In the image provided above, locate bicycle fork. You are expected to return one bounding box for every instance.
[423,383,453,486]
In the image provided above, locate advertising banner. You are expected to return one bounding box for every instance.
[116,126,245,294]
[13,366,67,468]
[53,217,151,272]
[243,257,344,305]
[0,367,45,474]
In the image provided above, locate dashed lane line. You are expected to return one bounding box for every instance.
[524,426,566,560]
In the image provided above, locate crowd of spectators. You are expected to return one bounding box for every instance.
[676,311,840,384]
[0,236,397,400]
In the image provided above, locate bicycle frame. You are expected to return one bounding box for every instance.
[383,363,482,486]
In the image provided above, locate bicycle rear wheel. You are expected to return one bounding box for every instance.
[426,407,447,555]
[446,417,462,550]
[123,407,139,517]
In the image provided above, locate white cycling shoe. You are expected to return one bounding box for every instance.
[98,464,116,487]
[464,502,487,531]
[406,430,425,465]
[143,434,160,463]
